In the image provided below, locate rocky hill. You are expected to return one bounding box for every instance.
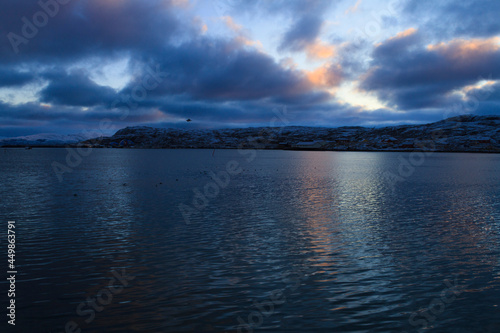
[81,114,500,152]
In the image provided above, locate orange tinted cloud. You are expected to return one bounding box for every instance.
[235,36,264,49]
[375,28,418,47]
[427,37,500,59]
[392,27,417,39]
[376,27,417,46]
[222,16,243,33]
[305,41,336,60]
[306,64,343,88]
[461,79,496,95]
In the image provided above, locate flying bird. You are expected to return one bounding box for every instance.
[186,119,192,122]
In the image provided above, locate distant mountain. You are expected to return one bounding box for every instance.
[0,133,97,147]
[80,114,500,153]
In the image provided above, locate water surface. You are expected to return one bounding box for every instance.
[1,149,499,332]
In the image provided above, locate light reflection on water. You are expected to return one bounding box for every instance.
[0,148,499,332]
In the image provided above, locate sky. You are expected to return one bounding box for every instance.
[1,0,500,137]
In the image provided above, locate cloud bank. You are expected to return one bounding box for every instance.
[0,0,499,136]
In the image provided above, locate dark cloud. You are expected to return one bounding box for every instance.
[0,101,167,137]
[122,38,321,104]
[361,32,500,110]
[333,39,369,79]
[279,0,334,53]
[372,29,421,59]
[40,71,117,107]
[279,15,324,52]
[0,67,35,87]
[1,0,182,62]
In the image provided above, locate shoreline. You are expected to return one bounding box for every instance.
[4,146,500,154]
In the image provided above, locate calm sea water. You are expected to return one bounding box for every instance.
[1,148,500,332]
